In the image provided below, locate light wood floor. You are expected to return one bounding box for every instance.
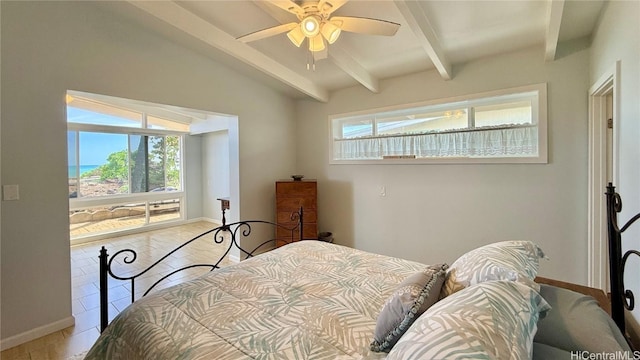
[1,221,230,360]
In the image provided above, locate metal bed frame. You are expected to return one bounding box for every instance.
[606,183,640,335]
[98,206,306,332]
[96,183,638,338]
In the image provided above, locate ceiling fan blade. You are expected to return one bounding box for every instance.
[268,0,305,17]
[331,16,400,36]
[318,0,348,16]
[237,23,298,43]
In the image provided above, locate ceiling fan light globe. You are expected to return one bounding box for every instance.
[321,21,341,44]
[309,35,326,52]
[301,16,321,37]
[287,27,305,47]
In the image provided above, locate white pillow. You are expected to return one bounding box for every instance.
[442,240,545,297]
[387,280,551,360]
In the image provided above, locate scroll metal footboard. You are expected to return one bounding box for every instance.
[99,207,305,332]
[606,183,640,333]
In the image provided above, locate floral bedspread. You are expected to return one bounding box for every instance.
[85,241,426,359]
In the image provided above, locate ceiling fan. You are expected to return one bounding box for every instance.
[237,0,401,56]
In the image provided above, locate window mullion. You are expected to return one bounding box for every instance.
[127,135,132,195]
[179,136,185,191]
[67,122,187,136]
[75,131,80,197]
[145,136,150,193]
[469,106,475,129]
[164,136,168,191]
[372,117,378,137]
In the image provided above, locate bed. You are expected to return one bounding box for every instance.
[85,184,638,359]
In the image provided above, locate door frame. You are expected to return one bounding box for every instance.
[587,60,620,290]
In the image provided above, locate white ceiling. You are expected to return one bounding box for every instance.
[98,0,605,102]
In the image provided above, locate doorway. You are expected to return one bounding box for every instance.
[587,61,620,290]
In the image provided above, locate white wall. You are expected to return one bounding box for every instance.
[202,131,231,222]
[185,134,203,220]
[0,1,296,344]
[296,46,591,284]
[590,0,640,329]
[591,1,640,225]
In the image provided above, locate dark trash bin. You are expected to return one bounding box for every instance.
[318,232,333,243]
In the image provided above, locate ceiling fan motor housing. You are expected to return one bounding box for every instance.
[301,16,322,37]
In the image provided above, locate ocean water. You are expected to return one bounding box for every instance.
[68,165,100,178]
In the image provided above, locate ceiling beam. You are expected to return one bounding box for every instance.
[394,0,452,80]
[329,45,379,93]
[545,0,565,62]
[253,0,379,92]
[128,1,329,102]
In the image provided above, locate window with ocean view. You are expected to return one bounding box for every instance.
[66,91,187,241]
[67,132,181,199]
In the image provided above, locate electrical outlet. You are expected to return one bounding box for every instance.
[379,186,386,197]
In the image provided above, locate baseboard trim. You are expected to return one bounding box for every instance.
[0,316,75,351]
[200,217,221,225]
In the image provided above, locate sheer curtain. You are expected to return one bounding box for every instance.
[334,126,537,160]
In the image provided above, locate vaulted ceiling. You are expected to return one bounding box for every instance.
[99,0,605,102]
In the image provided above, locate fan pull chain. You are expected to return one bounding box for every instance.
[306,50,316,71]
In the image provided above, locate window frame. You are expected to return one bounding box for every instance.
[68,122,187,241]
[68,123,186,204]
[328,83,547,165]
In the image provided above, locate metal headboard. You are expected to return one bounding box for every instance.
[98,207,305,332]
[606,183,640,333]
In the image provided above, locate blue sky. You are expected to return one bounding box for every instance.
[67,107,129,165]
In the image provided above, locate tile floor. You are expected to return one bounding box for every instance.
[1,221,231,360]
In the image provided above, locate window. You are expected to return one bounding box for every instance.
[67,132,181,198]
[67,91,188,241]
[330,84,547,164]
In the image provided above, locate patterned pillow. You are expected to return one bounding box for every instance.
[387,280,551,359]
[442,240,545,297]
[370,263,448,352]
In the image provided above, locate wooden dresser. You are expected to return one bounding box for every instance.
[275,180,317,246]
